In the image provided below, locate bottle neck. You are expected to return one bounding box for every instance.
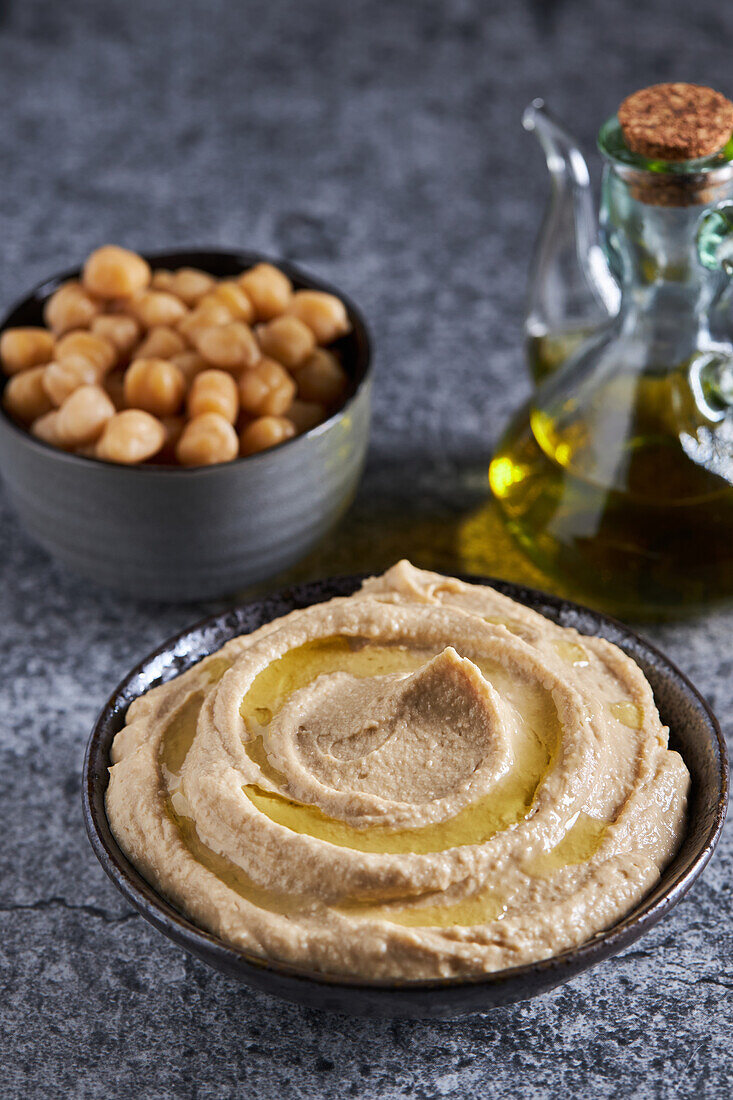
[600,165,732,360]
[617,284,713,362]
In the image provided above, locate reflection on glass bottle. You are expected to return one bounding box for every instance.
[522,100,620,385]
[526,326,600,385]
[492,98,733,618]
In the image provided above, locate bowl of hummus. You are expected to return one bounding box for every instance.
[83,563,727,1018]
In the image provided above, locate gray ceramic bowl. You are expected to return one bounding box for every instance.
[0,249,371,600]
[83,575,728,1019]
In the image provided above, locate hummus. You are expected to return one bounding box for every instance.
[106,562,690,980]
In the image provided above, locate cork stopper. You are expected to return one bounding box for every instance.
[618,83,733,161]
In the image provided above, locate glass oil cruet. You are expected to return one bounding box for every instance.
[490,83,733,618]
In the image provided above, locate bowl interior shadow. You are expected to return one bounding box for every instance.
[83,575,728,1019]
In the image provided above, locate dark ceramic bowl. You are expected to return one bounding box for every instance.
[83,575,728,1019]
[0,250,371,600]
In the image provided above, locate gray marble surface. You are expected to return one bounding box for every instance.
[1,1,732,1096]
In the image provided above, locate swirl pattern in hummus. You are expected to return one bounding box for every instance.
[106,562,689,980]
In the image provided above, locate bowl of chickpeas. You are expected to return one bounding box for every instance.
[0,247,371,600]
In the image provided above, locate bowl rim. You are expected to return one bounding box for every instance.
[83,572,729,995]
[0,247,372,474]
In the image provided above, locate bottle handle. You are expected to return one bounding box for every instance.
[697,200,733,274]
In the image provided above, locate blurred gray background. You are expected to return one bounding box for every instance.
[1,1,731,1098]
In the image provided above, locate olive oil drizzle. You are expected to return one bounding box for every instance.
[237,637,556,852]
[157,636,605,927]
[242,772,541,855]
[160,695,301,917]
[339,884,508,928]
[524,812,607,877]
[610,701,644,729]
[238,637,428,730]
[160,692,205,777]
[166,799,304,918]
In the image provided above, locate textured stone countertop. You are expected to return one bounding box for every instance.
[1,1,731,1097]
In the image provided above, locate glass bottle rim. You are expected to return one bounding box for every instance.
[598,115,733,176]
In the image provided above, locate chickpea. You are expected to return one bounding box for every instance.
[296,348,348,405]
[135,325,187,360]
[240,415,296,456]
[91,314,141,358]
[239,358,296,417]
[170,350,209,383]
[151,269,174,292]
[287,290,351,345]
[287,398,327,434]
[83,246,151,299]
[43,356,99,406]
[0,327,55,374]
[56,330,117,375]
[199,282,255,323]
[31,409,63,447]
[188,369,239,423]
[152,268,215,305]
[55,385,115,447]
[256,315,315,370]
[168,268,216,306]
[177,298,232,343]
[196,322,260,371]
[239,263,292,320]
[44,281,99,335]
[96,409,166,465]
[130,291,187,329]
[3,365,53,424]
[123,358,186,418]
[176,412,239,467]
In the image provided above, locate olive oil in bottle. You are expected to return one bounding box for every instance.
[491,359,733,618]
